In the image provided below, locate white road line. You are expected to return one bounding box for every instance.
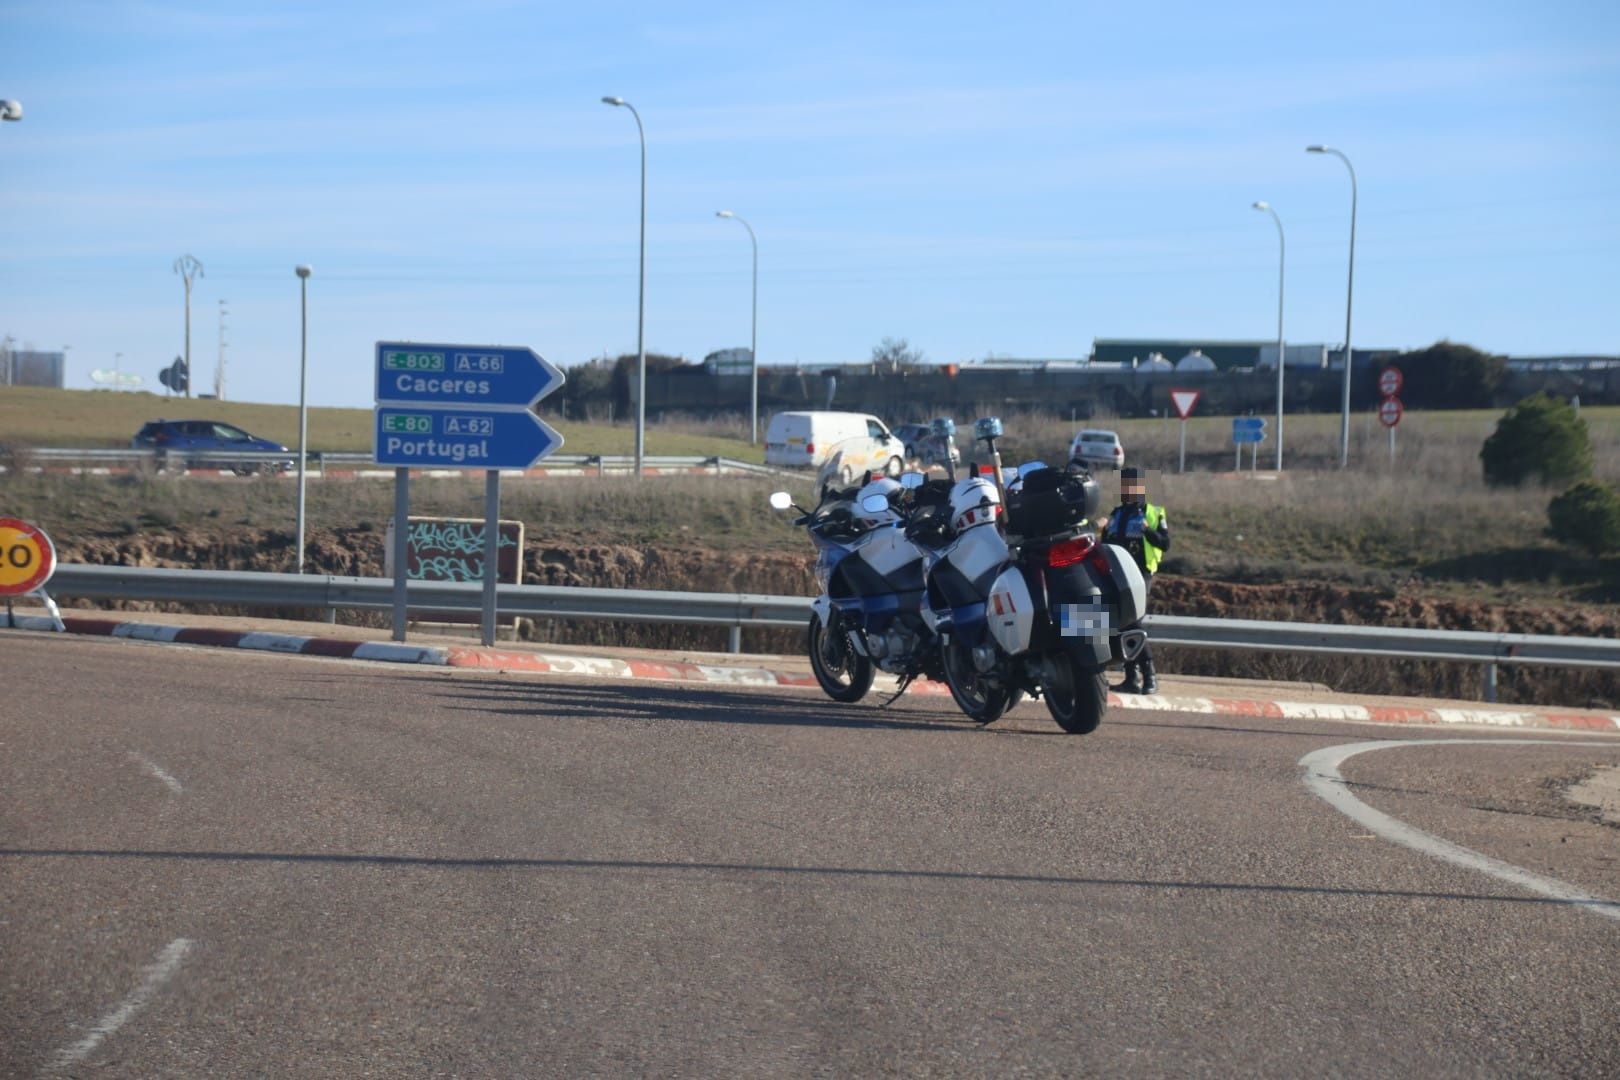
[52,938,195,1068]
[1301,739,1620,923]
[129,752,184,795]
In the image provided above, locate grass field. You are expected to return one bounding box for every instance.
[0,386,766,461]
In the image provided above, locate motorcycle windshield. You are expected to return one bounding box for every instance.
[816,436,876,491]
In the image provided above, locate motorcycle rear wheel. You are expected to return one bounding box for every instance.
[941,640,1014,724]
[808,614,874,703]
[1044,653,1107,734]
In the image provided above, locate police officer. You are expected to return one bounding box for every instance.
[1100,466,1170,694]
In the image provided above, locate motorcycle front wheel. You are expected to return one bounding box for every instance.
[1044,652,1107,734]
[807,614,874,703]
[940,639,1014,725]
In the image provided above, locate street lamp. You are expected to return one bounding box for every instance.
[173,254,203,400]
[1306,144,1357,469]
[294,265,312,573]
[601,95,648,475]
[1252,201,1286,471]
[1,100,21,122]
[715,210,759,444]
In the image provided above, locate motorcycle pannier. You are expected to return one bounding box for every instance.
[1004,468,1097,538]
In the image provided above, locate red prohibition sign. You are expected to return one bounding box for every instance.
[0,517,58,596]
[1378,397,1404,429]
[1378,366,1403,397]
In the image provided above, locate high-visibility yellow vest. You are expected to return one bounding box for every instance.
[1108,502,1166,574]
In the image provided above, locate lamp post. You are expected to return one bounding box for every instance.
[715,210,759,443]
[1306,145,1357,469]
[294,265,312,573]
[1252,201,1286,471]
[601,95,648,475]
[217,299,229,400]
[173,254,203,400]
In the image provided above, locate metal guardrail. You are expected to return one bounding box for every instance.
[37,564,1620,697]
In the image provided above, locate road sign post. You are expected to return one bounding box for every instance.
[1231,417,1267,472]
[375,342,566,645]
[1377,366,1403,467]
[1169,389,1201,473]
[0,516,64,631]
[1378,395,1403,465]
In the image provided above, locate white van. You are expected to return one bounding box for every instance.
[765,411,907,479]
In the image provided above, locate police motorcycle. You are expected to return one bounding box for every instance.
[768,434,958,704]
[912,417,1149,733]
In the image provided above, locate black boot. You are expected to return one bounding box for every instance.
[1114,662,1142,695]
[1140,656,1159,695]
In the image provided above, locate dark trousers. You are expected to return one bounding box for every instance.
[1130,572,1155,674]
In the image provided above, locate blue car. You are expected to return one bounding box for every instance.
[132,419,293,474]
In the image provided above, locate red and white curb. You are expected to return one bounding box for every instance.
[6,613,1618,733]
[1109,692,1620,733]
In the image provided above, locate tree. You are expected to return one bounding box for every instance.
[1390,340,1507,410]
[1548,480,1620,556]
[611,352,693,408]
[870,337,925,373]
[1480,393,1593,487]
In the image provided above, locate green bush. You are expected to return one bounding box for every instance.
[1548,480,1620,556]
[1392,340,1507,410]
[1480,393,1593,487]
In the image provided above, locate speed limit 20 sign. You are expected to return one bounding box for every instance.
[0,517,58,596]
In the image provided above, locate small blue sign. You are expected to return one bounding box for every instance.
[375,342,564,409]
[375,407,563,469]
[1232,416,1267,444]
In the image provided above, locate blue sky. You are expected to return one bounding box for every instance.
[2,0,1617,407]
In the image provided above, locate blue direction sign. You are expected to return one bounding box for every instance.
[375,407,563,469]
[1232,416,1267,444]
[375,342,564,409]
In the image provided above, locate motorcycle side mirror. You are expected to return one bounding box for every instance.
[899,471,925,489]
[769,491,794,511]
[860,493,891,515]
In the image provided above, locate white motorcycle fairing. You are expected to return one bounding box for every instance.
[985,566,1036,656]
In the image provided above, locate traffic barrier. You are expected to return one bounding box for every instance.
[37,564,1620,693]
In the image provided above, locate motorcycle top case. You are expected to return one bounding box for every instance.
[1004,467,1098,538]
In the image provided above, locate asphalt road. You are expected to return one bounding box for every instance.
[3,631,1618,1077]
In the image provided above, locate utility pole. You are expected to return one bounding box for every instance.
[216,299,229,400]
[173,254,204,399]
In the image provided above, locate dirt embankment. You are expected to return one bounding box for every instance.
[52,525,1620,708]
[59,525,1620,638]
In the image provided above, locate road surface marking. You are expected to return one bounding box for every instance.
[1301,739,1620,923]
[52,938,195,1068]
[129,752,183,795]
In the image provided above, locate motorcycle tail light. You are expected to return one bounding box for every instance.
[1088,545,1113,575]
[806,442,815,455]
[1046,536,1095,567]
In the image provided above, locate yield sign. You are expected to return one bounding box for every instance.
[1169,388,1202,420]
